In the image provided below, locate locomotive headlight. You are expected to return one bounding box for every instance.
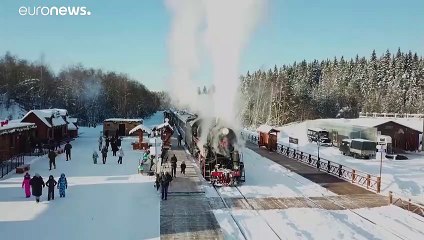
[222,128,229,135]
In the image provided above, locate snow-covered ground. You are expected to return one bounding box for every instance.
[244,120,424,204]
[0,112,164,240]
[212,147,424,240]
[215,205,424,240]
[0,100,26,120]
[215,148,336,199]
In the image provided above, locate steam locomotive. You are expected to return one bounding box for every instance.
[164,110,245,186]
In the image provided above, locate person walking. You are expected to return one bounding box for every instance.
[22,172,31,198]
[117,147,124,164]
[48,149,57,170]
[180,161,186,175]
[57,173,68,198]
[101,146,108,164]
[154,173,161,191]
[98,136,103,151]
[30,173,45,203]
[161,172,172,200]
[170,154,177,177]
[105,137,110,150]
[112,141,118,157]
[178,134,182,146]
[93,150,99,164]
[46,175,57,201]
[64,141,72,161]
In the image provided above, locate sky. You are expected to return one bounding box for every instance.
[0,0,423,91]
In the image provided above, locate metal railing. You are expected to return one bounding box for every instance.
[242,133,381,193]
[389,191,424,217]
[0,154,25,178]
[359,112,424,119]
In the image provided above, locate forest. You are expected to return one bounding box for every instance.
[0,52,167,124]
[240,48,424,127]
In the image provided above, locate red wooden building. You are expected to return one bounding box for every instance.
[155,121,174,150]
[374,121,422,152]
[21,109,68,143]
[257,125,280,151]
[0,121,36,161]
[67,118,78,138]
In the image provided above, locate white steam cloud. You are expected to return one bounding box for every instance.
[166,0,266,128]
[165,0,203,108]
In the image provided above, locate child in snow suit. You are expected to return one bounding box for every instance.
[180,161,186,175]
[57,173,68,198]
[117,147,124,164]
[93,150,99,164]
[46,175,57,201]
[22,173,31,198]
[30,173,45,203]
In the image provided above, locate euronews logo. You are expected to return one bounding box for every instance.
[19,6,92,16]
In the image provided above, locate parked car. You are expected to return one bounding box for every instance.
[385,154,408,160]
[340,139,377,159]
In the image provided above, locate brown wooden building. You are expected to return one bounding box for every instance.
[103,118,143,137]
[0,122,36,161]
[21,109,68,143]
[257,125,280,151]
[67,118,78,138]
[374,121,422,152]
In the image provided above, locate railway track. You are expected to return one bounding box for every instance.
[213,184,284,240]
[242,148,409,240]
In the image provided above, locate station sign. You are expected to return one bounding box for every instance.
[289,137,298,144]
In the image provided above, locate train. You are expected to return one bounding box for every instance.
[164,110,245,186]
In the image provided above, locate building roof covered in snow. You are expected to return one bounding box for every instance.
[0,122,36,135]
[67,118,78,124]
[21,109,68,128]
[104,118,143,123]
[256,124,279,133]
[318,118,423,133]
[155,122,173,131]
[68,122,78,131]
[129,124,152,135]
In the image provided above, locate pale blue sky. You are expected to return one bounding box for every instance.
[1,0,423,91]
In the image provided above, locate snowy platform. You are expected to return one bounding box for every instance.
[160,138,223,239]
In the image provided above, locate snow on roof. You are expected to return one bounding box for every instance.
[67,117,78,123]
[0,122,36,135]
[307,127,328,132]
[256,124,279,133]
[68,122,77,130]
[316,118,423,133]
[22,110,52,127]
[39,108,67,116]
[104,118,143,123]
[52,115,67,126]
[129,124,152,135]
[22,109,69,128]
[351,138,374,142]
[155,122,173,131]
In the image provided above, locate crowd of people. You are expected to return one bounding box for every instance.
[95,136,125,165]
[21,172,68,203]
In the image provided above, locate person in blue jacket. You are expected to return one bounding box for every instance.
[57,173,68,198]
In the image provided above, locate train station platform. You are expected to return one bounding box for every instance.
[160,137,224,240]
